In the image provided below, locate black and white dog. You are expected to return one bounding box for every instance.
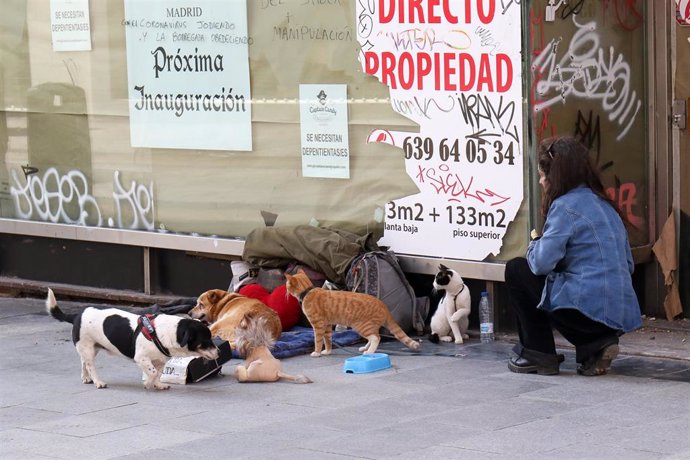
[46,288,219,390]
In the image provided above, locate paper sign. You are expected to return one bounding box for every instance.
[50,0,92,51]
[159,357,195,384]
[299,84,350,179]
[124,0,252,151]
[356,1,524,261]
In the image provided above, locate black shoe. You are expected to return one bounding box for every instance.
[577,344,619,376]
[508,355,561,375]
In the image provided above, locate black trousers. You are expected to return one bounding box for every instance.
[505,257,620,365]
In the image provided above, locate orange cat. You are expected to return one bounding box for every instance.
[285,271,420,356]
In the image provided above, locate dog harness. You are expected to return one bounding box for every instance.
[134,314,171,357]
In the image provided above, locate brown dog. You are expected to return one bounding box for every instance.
[190,289,282,344]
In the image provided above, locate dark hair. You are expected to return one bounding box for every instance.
[538,136,618,218]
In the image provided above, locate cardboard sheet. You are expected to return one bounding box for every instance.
[652,213,684,320]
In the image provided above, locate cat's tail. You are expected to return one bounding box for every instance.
[385,315,420,350]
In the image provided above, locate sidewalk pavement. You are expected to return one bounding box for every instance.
[1,295,689,460]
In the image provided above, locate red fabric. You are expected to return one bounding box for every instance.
[238,283,301,331]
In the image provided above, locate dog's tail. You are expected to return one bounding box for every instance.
[277,371,313,384]
[46,288,76,324]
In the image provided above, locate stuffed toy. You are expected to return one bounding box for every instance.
[238,283,301,331]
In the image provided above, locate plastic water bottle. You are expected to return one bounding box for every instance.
[479,291,495,343]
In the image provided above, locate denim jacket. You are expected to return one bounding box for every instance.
[527,186,642,332]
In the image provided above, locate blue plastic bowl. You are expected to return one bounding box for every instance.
[343,353,392,374]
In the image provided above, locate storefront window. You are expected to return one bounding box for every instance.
[2,1,415,239]
[527,0,648,247]
[1,0,647,267]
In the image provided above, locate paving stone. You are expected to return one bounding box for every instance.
[22,414,137,437]
[537,444,669,460]
[0,406,70,430]
[383,444,504,459]
[1,296,689,459]
[439,396,581,431]
[111,448,190,460]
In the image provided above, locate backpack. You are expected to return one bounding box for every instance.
[345,250,427,334]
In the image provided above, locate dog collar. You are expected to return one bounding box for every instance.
[298,286,315,304]
[135,314,171,357]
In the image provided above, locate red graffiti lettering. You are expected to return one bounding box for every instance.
[602,0,643,32]
[529,9,556,141]
[606,182,645,230]
[415,164,510,205]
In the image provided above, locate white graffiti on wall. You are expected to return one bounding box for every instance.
[110,170,154,231]
[10,168,155,231]
[531,19,641,141]
[10,167,102,226]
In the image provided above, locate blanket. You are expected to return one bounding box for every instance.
[143,297,198,316]
[232,326,363,359]
[141,300,362,359]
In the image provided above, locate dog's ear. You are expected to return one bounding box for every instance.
[439,264,448,271]
[239,313,252,329]
[179,330,190,347]
[207,290,222,304]
[178,322,197,348]
[242,312,258,327]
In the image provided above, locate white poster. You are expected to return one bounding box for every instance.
[356,1,524,261]
[124,0,252,151]
[50,0,91,51]
[299,84,350,179]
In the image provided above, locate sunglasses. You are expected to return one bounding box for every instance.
[545,138,558,159]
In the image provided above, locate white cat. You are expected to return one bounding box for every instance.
[429,264,471,344]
